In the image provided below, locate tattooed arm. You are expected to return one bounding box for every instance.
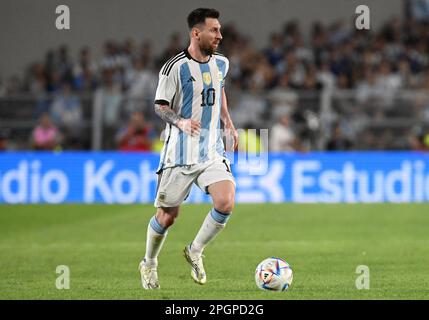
[154,104,201,136]
[154,104,181,126]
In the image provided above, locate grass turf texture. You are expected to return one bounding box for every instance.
[0,204,428,299]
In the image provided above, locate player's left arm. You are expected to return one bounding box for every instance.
[220,87,238,150]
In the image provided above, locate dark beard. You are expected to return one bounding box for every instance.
[201,43,214,56]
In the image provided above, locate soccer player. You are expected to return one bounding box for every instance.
[139,8,238,289]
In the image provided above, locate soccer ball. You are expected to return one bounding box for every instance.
[255,257,293,291]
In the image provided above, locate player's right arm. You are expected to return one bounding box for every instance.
[154,104,200,136]
[154,63,200,136]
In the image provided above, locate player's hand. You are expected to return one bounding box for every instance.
[177,118,201,136]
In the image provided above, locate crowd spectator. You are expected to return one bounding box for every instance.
[50,82,82,126]
[124,57,157,115]
[411,134,429,151]
[268,73,298,117]
[230,80,268,129]
[269,112,300,152]
[0,129,10,150]
[50,82,83,148]
[326,122,353,150]
[31,113,62,150]
[73,47,98,92]
[116,111,153,151]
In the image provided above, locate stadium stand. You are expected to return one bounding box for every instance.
[1,16,429,152]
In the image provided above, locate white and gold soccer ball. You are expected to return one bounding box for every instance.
[255,257,293,291]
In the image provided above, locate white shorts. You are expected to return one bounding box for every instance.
[154,158,235,208]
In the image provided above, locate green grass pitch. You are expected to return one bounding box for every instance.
[0,203,428,299]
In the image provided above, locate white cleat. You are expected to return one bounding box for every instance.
[183,245,206,285]
[139,260,160,290]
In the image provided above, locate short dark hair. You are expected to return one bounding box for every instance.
[187,8,220,29]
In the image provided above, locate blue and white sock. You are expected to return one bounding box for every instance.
[144,215,168,268]
[190,208,231,255]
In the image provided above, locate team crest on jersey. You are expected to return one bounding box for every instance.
[203,72,212,85]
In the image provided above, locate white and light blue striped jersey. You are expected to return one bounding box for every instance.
[154,49,229,172]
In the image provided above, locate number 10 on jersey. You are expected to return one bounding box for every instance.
[201,88,216,107]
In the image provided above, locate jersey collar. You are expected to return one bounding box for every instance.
[184,49,211,64]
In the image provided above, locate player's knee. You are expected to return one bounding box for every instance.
[156,207,179,228]
[157,214,176,228]
[214,194,235,214]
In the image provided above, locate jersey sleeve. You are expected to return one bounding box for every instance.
[223,58,229,80]
[215,55,229,88]
[154,66,177,105]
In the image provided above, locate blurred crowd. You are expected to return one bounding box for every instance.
[1,14,429,152]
